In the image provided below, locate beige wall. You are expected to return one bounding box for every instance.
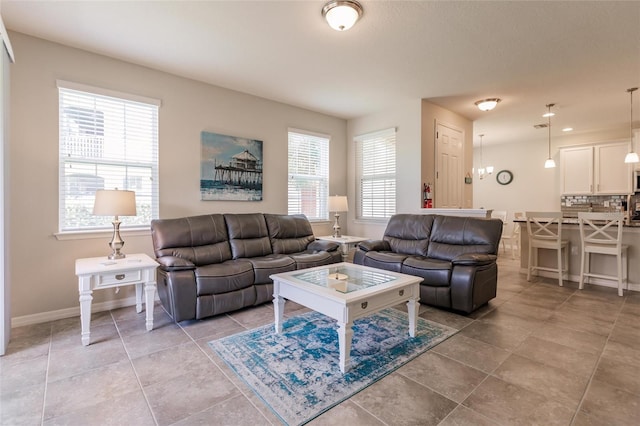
[9,32,347,322]
[346,99,422,240]
[421,100,473,208]
[472,129,630,221]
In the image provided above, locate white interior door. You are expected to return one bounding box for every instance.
[435,122,463,208]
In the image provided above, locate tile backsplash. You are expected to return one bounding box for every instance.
[561,194,628,217]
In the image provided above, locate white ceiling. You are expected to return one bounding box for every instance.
[2,0,640,146]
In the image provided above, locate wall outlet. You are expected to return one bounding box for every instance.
[604,201,610,207]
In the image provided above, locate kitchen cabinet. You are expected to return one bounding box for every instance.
[560,141,632,195]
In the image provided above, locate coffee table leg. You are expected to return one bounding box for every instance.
[338,321,353,373]
[273,281,285,333]
[407,297,420,338]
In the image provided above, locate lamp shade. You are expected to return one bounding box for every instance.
[322,0,363,31]
[328,195,348,212]
[93,189,137,216]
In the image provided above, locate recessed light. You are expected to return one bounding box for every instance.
[562,127,573,132]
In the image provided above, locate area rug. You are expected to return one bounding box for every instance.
[208,307,457,425]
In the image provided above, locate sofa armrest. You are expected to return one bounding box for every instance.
[357,240,391,252]
[156,256,196,271]
[451,253,497,267]
[308,240,340,252]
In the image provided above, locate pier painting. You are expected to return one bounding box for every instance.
[200,131,263,201]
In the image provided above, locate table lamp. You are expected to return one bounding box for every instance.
[328,195,348,238]
[93,189,137,260]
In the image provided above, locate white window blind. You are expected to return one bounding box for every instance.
[288,129,329,221]
[58,81,159,232]
[355,128,396,219]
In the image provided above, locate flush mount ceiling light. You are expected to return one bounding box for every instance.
[544,103,556,168]
[474,98,501,111]
[322,0,363,31]
[624,87,639,164]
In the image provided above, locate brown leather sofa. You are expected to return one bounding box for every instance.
[353,214,503,313]
[151,213,342,322]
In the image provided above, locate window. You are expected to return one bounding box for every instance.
[355,127,396,219]
[288,129,329,221]
[58,81,160,232]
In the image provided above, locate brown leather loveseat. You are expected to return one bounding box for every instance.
[151,213,342,322]
[354,214,503,314]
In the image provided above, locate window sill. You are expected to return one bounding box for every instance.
[54,227,150,241]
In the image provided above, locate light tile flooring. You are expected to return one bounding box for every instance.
[1,256,639,425]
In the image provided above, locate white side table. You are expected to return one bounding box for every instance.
[75,253,158,346]
[316,235,368,261]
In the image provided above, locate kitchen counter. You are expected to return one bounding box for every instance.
[515,219,639,292]
[417,208,492,218]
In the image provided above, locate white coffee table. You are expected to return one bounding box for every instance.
[270,262,421,373]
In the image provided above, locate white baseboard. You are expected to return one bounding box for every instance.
[11,295,151,328]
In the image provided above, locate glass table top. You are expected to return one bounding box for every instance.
[292,265,398,293]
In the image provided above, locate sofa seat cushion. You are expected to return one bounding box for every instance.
[289,252,336,269]
[401,256,452,287]
[362,251,408,273]
[195,260,254,295]
[245,255,296,284]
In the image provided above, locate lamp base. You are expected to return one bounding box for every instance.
[332,212,342,238]
[107,219,126,260]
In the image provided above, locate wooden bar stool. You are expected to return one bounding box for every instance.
[578,212,628,297]
[525,211,569,287]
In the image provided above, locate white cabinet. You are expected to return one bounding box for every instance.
[560,141,632,195]
[560,146,593,194]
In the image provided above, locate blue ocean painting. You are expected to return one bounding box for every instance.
[200,131,263,201]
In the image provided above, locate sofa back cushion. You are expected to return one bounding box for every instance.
[427,215,503,261]
[224,213,273,259]
[151,214,232,266]
[383,214,434,256]
[264,214,315,254]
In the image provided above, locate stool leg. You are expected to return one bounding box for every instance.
[557,247,563,287]
[527,244,533,282]
[579,247,585,290]
[617,253,623,297]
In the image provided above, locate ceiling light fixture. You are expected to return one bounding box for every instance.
[544,103,556,168]
[322,0,363,31]
[474,98,501,111]
[624,87,639,164]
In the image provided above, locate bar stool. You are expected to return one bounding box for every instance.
[526,211,569,287]
[578,212,628,297]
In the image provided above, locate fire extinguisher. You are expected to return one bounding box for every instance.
[423,183,433,208]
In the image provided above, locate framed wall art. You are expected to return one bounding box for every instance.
[200,131,263,201]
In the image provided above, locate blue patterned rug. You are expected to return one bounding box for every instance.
[209,307,457,425]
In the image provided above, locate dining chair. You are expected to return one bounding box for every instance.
[501,212,523,259]
[525,211,569,287]
[578,212,628,297]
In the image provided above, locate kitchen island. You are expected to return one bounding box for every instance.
[516,218,640,293]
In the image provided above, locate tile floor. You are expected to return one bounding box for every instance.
[1,256,639,425]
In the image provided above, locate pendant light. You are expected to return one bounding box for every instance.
[544,104,556,168]
[624,87,639,163]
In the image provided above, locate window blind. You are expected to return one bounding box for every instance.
[355,128,396,219]
[288,129,329,221]
[58,82,159,232]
